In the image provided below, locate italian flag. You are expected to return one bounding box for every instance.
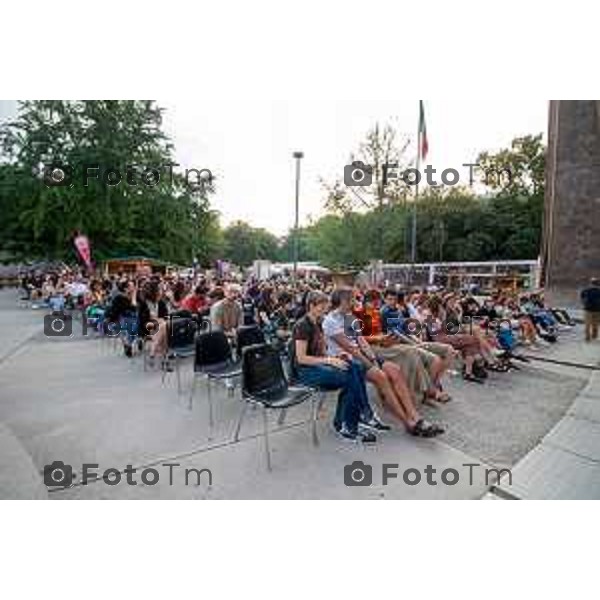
[419,100,429,160]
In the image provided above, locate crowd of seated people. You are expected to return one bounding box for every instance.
[19,267,578,443]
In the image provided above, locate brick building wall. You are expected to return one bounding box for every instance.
[543,100,600,306]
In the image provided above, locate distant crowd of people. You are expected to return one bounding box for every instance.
[19,267,587,444]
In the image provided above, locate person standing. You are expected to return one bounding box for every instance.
[581,278,600,342]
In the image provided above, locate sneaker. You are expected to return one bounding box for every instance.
[360,417,391,431]
[336,425,377,444]
[123,344,133,358]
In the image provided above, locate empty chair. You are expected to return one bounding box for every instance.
[189,330,243,426]
[233,343,319,471]
[162,316,198,393]
[235,324,266,359]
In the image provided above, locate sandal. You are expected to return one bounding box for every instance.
[423,389,452,406]
[434,390,452,403]
[436,383,452,402]
[487,362,510,373]
[409,419,443,438]
[428,422,445,435]
[422,392,442,408]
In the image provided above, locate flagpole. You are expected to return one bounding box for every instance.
[411,101,421,264]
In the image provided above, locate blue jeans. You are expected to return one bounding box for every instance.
[48,296,65,312]
[533,311,557,330]
[296,359,373,434]
[119,314,139,345]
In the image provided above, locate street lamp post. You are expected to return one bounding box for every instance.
[292,151,304,281]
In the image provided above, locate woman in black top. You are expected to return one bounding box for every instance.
[292,291,378,443]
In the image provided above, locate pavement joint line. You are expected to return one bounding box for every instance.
[564,410,600,426]
[46,417,314,494]
[0,331,39,367]
[428,436,498,471]
[520,354,600,371]
[542,439,600,465]
[487,485,521,500]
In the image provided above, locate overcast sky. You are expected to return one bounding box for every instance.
[1,99,548,235]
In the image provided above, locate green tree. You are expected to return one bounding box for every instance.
[311,131,546,266]
[222,220,281,266]
[477,133,545,259]
[278,227,319,263]
[0,100,217,265]
[324,122,413,215]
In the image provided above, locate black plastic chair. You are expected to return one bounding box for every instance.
[189,331,243,425]
[233,343,319,471]
[161,316,198,393]
[235,324,266,358]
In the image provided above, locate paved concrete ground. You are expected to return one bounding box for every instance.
[493,370,600,499]
[0,289,597,499]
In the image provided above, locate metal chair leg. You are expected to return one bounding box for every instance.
[188,374,198,410]
[207,377,214,429]
[226,380,235,397]
[176,356,182,394]
[277,408,287,426]
[262,405,272,471]
[311,395,320,447]
[317,390,326,415]
[233,400,249,442]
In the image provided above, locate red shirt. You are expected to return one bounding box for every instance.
[353,306,382,336]
[181,294,205,314]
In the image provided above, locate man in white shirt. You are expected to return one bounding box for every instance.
[67,278,88,298]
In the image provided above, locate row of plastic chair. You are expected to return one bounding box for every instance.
[94,315,325,470]
[165,323,324,471]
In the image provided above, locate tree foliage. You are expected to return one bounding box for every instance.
[323,122,412,214]
[309,130,546,268]
[0,101,219,265]
[221,221,281,266]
